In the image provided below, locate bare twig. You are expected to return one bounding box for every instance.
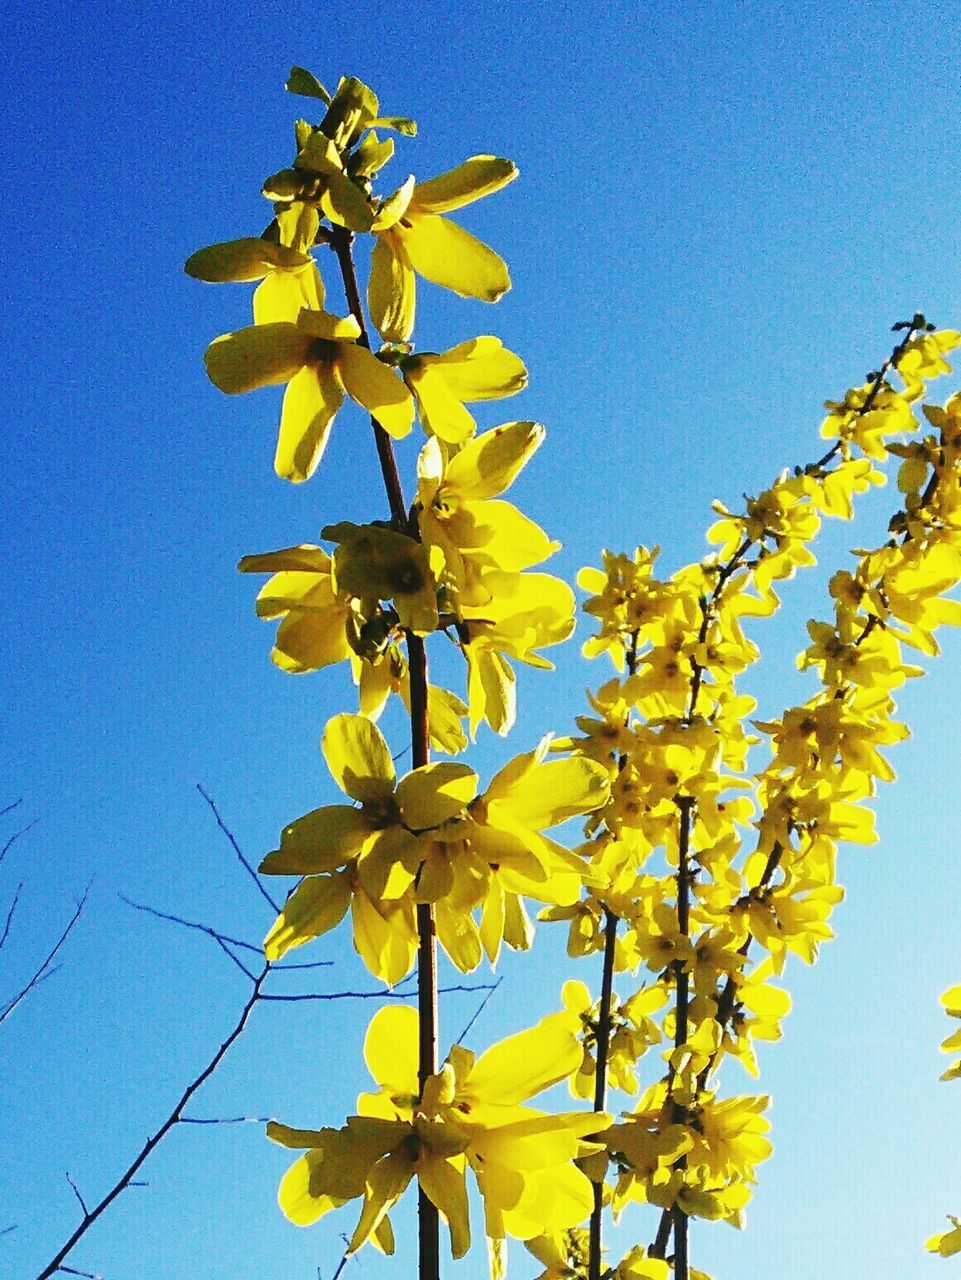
[0,886,89,1027]
[34,965,269,1280]
[0,819,37,869]
[64,1174,87,1218]
[0,799,23,823]
[456,975,503,1044]
[196,784,281,914]
[179,1114,270,1125]
[0,883,23,953]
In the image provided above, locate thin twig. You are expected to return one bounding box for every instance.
[196,785,281,914]
[0,883,23,953]
[0,799,23,823]
[455,976,503,1044]
[179,1114,270,1125]
[34,966,269,1280]
[0,819,37,869]
[0,886,88,1026]
[64,1174,88,1218]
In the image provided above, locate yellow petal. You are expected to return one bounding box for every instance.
[405,363,476,443]
[401,214,511,301]
[273,604,352,672]
[445,421,545,500]
[261,805,374,874]
[204,323,310,395]
[322,712,395,802]
[185,238,310,283]
[263,871,351,960]
[276,201,322,255]
[277,1150,347,1226]
[435,897,483,972]
[275,364,343,483]
[418,1155,471,1258]
[432,336,527,401]
[239,544,331,576]
[487,755,609,828]
[468,1013,581,1104]
[348,1148,415,1253]
[351,890,418,984]
[336,343,415,438]
[297,309,362,341]
[364,1004,418,1093]
[411,156,518,214]
[395,762,478,827]
[368,231,416,342]
[253,265,323,325]
[426,684,469,756]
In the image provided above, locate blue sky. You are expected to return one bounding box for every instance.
[2,1,961,1277]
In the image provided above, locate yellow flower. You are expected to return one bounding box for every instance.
[204,307,414,482]
[260,713,476,980]
[269,1005,607,1261]
[459,570,576,736]
[399,337,527,444]
[416,421,557,607]
[237,544,354,673]
[185,231,325,324]
[368,156,518,342]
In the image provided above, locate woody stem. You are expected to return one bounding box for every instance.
[330,225,440,1280]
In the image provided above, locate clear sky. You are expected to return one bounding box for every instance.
[2,1,961,1277]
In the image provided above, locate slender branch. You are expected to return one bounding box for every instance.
[0,883,23,953]
[195,785,281,915]
[456,975,503,1044]
[64,1174,88,1218]
[34,967,269,1280]
[328,225,439,1280]
[0,799,23,823]
[0,818,37,869]
[588,908,618,1280]
[0,886,88,1027]
[587,632,640,1280]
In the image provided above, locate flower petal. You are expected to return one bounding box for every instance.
[401,214,510,302]
[275,363,343,483]
[431,336,527,401]
[364,1004,418,1094]
[253,264,323,325]
[264,871,351,960]
[205,323,310,394]
[261,805,374,874]
[368,231,416,342]
[322,712,395,802]
[395,762,478,828]
[336,343,415,438]
[418,1155,471,1258]
[467,1012,581,1105]
[445,421,544,500]
[185,238,311,283]
[411,156,518,214]
[405,363,476,443]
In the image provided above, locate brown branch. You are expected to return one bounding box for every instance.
[196,785,281,915]
[0,886,88,1027]
[34,967,269,1280]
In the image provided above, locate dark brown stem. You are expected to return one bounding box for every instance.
[327,225,408,526]
[587,632,639,1280]
[330,227,439,1280]
[588,908,618,1280]
[35,969,268,1280]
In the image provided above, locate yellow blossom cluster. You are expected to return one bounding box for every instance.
[188,71,571,740]
[927,985,961,1258]
[546,319,961,1262]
